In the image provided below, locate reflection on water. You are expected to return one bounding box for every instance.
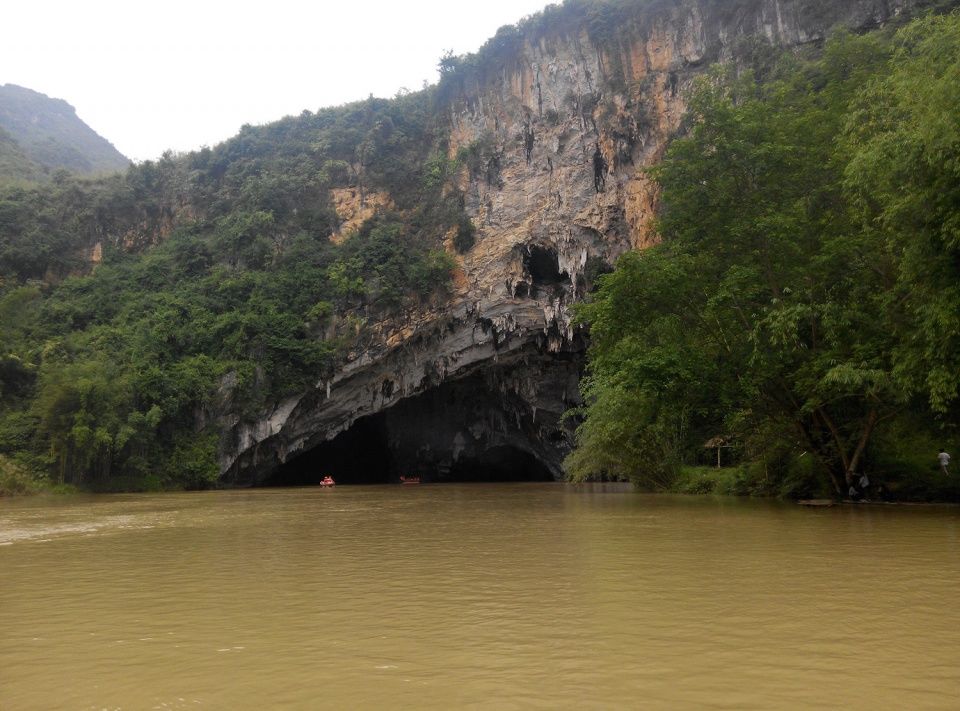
[1,485,958,709]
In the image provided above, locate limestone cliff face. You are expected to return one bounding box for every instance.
[222,0,926,484]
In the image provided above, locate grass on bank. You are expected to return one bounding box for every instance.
[672,460,960,502]
[0,454,43,495]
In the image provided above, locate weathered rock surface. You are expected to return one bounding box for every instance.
[222,0,932,485]
[329,187,394,244]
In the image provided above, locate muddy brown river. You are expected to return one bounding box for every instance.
[1,484,958,709]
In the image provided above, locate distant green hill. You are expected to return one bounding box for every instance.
[0,84,129,180]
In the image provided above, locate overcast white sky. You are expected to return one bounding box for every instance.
[2,0,552,162]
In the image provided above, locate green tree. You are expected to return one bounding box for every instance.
[843,13,960,414]
[568,27,933,494]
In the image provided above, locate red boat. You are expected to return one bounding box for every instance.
[399,476,420,485]
[320,476,335,487]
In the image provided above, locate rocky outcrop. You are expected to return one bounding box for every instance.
[329,187,394,243]
[221,0,934,485]
[221,291,585,484]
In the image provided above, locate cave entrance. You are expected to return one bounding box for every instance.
[264,412,394,486]
[444,446,554,483]
[261,366,568,487]
[525,245,568,287]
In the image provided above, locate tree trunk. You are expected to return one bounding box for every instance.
[815,407,851,475]
[795,418,844,495]
[847,409,878,480]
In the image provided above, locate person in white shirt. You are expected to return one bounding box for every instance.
[938,449,950,475]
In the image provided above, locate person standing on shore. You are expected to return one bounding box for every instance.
[938,449,951,476]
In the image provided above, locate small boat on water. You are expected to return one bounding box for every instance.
[320,476,336,487]
[399,476,420,485]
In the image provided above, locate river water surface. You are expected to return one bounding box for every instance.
[1,484,958,709]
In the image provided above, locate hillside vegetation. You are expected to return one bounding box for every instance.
[0,87,467,491]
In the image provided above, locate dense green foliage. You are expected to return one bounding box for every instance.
[568,14,960,499]
[0,127,43,184]
[0,89,463,492]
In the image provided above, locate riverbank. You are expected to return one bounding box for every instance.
[673,465,960,503]
[5,453,958,503]
[0,455,43,496]
[0,455,85,497]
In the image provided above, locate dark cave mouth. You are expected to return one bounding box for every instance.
[266,412,396,487]
[262,410,556,487]
[524,245,568,287]
[260,358,574,488]
[446,445,554,483]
